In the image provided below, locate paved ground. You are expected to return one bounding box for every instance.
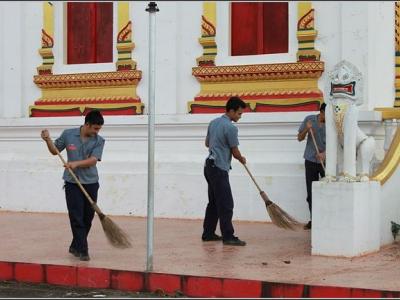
[0,280,185,298]
[0,211,400,292]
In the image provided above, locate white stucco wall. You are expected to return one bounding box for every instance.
[0,112,384,223]
[0,1,396,226]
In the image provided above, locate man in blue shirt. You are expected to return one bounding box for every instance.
[202,97,247,246]
[41,110,105,261]
[297,103,326,230]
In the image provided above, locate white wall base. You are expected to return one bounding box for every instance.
[312,181,381,257]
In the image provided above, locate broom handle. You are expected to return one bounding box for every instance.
[49,140,104,216]
[309,128,326,172]
[242,163,263,193]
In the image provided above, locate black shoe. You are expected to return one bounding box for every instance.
[68,247,79,257]
[79,253,90,261]
[202,233,222,241]
[223,236,246,246]
[304,221,312,230]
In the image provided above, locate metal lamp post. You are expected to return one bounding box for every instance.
[145,1,159,272]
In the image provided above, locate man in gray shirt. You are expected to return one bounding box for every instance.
[202,97,247,246]
[297,103,326,230]
[41,110,105,261]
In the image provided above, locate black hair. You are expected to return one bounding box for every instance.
[320,102,326,112]
[225,96,247,112]
[85,110,104,126]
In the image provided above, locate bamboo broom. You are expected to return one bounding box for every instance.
[49,140,132,249]
[242,163,301,230]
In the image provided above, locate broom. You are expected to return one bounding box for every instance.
[49,140,132,249]
[242,163,301,230]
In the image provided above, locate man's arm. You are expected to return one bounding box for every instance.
[231,147,246,165]
[297,120,312,141]
[65,157,98,170]
[41,129,59,155]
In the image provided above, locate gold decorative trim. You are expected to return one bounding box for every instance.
[32,70,144,117]
[371,127,400,184]
[189,61,324,113]
[395,2,400,107]
[37,2,55,75]
[188,98,322,113]
[195,89,321,98]
[30,103,144,116]
[193,62,324,82]
[197,2,217,66]
[34,70,142,88]
[116,2,136,71]
[375,107,400,120]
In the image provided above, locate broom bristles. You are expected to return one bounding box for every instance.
[100,215,132,248]
[266,203,302,230]
[260,191,301,230]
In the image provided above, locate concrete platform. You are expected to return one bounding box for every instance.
[0,211,399,298]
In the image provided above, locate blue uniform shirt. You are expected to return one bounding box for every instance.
[298,114,326,163]
[54,127,105,184]
[206,114,239,171]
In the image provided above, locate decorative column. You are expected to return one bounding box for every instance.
[37,1,54,75]
[196,1,217,66]
[395,2,400,107]
[296,2,320,62]
[116,1,136,71]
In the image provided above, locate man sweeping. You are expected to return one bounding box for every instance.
[297,103,326,230]
[40,110,105,261]
[202,96,247,246]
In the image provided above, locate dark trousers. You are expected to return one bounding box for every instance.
[202,159,235,240]
[305,159,325,218]
[65,181,99,255]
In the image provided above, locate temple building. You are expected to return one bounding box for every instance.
[0,1,398,254]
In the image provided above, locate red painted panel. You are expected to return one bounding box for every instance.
[351,288,383,298]
[77,267,110,288]
[255,102,320,112]
[269,282,305,298]
[67,2,113,64]
[147,273,182,295]
[111,270,144,292]
[46,265,77,286]
[263,3,288,54]
[231,3,259,56]
[95,2,113,63]
[223,279,262,298]
[183,276,223,298]
[0,262,13,281]
[309,286,352,298]
[231,2,288,56]
[14,263,44,283]
[67,2,96,64]
[31,109,84,117]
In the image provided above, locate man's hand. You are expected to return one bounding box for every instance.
[298,120,313,142]
[41,129,51,141]
[238,156,246,165]
[64,161,80,170]
[316,152,326,162]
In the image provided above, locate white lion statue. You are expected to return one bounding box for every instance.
[322,60,375,183]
